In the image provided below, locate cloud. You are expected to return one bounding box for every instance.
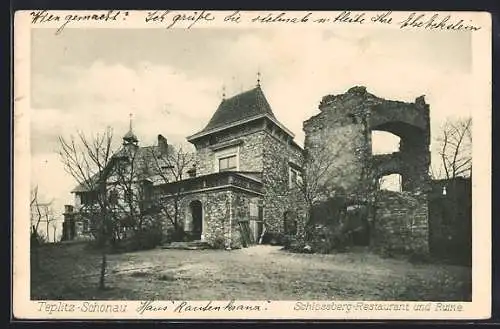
[31,61,225,149]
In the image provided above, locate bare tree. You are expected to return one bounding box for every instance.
[30,186,44,269]
[291,140,355,242]
[30,186,56,242]
[434,117,472,180]
[110,145,161,243]
[30,186,42,239]
[41,200,55,242]
[298,144,343,209]
[58,127,115,290]
[109,146,142,242]
[105,137,194,246]
[50,220,60,243]
[147,143,194,241]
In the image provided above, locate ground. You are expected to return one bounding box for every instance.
[31,242,471,301]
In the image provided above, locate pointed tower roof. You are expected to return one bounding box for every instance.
[123,114,138,144]
[202,86,278,131]
[187,84,296,143]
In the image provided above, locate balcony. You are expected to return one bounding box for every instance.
[157,171,263,195]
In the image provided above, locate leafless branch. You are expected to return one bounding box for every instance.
[436,117,472,180]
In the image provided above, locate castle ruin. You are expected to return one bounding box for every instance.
[303,86,431,253]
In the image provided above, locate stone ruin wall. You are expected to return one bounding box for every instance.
[372,191,429,254]
[302,86,431,253]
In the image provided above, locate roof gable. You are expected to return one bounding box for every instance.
[71,144,176,193]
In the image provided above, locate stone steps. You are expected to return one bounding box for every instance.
[161,240,212,250]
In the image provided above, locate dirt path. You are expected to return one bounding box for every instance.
[31,243,472,301]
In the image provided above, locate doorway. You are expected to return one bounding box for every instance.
[189,200,203,240]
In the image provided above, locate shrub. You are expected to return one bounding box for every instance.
[113,226,164,253]
[283,235,308,253]
[31,231,46,246]
[134,228,163,250]
[303,222,351,254]
[163,227,185,244]
[261,232,286,245]
[209,236,226,249]
[83,236,111,253]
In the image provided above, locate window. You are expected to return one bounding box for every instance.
[219,155,237,172]
[125,190,134,203]
[289,166,303,188]
[81,192,98,205]
[141,183,153,201]
[83,220,89,233]
[108,190,119,205]
[214,146,239,173]
[290,169,297,186]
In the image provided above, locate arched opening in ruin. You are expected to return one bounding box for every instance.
[371,131,401,155]
[370,120,429,192]
[369,103,428,133]
[378,173,402,192]
[370,121,423,144]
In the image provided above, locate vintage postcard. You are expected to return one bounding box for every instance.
[13,10,491,320]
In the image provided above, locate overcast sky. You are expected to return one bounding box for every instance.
[30,27,473,226]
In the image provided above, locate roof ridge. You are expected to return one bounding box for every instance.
[223,86,260,102]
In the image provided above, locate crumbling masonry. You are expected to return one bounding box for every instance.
[303,86,431,253]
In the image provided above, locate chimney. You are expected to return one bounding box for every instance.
[158,134,169,154]
[187,164,197,178]
[64,205,74,214]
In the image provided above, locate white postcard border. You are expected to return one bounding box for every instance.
[13,10,492,320]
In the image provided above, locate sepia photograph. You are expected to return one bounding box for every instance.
[13,10,491,319]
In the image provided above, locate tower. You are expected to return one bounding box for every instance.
[123,113,139,147]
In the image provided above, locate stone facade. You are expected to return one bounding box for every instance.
[372,191,429,253]
[192,120,266,176]
[158,176,268,248]
[186,120,305,244]
[261,131,305,235]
